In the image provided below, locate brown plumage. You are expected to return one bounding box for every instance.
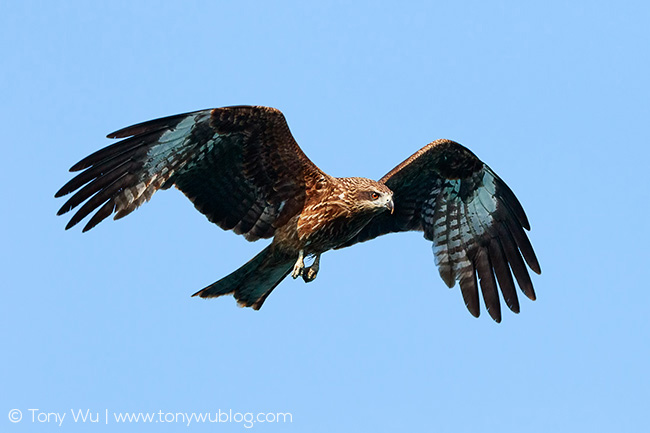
[56,105,540,322]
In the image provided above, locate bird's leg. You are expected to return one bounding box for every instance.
[291,249,305,279]
[303,254,321,283]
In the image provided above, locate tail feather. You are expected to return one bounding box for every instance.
[192,245,294,309]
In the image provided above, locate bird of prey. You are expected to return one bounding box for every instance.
[56,105,540,322]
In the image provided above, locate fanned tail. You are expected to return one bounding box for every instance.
[192,245,294,310]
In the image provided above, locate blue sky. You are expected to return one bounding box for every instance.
[2,1,649,431]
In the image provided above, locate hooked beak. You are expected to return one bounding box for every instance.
[386,199,394,215]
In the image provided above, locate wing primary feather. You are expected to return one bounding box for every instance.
[474,246,501,322]
[455,204,480,318]
[459,271,480,318]
[57,160,134,215]
[490,168,531,230]
[70,112,204,173]
[106,110,205,139]
[431,193,455,287]
[83,199,116,232]
[496,222,536,300]
[56,149,140,198]
[69,133,158,172]
[488,237,520,313]
[64,173,130,230]
[502,213,541,274]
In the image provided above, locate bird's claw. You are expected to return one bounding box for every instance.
[291,262,304,279]
[291,250,305,279]
[302,254,320,283]
[292,250,320,282]
[302,266,318,282]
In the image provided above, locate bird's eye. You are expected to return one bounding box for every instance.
[371,192,380,200]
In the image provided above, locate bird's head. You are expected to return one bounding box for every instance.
[338,177,394,215]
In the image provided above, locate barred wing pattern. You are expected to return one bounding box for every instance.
[55,106,326,238]
[339,139,540,322]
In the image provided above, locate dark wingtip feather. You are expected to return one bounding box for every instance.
[459,273,480,318]
[82,201,115,232]
[526,288,537,301]
[503,215,542,275]
[489,167,531,231]
[57,203,72,216]
[496,222,536,301]
[106,110,207,139]
[70,152,110,172]
[57,170,93,196]
[54,186,68,198]
[475,247,502,323]
[106,120,162,139]
[56,173,91,198]
[64,216,80,231]
[69,160,91,172]
[106,130,133,139]
[500,185,531,231]
[488,308,502,323]
[488,238,520,314]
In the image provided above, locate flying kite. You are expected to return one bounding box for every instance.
[56,106,540,322]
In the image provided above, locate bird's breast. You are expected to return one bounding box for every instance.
[272,203,376,255]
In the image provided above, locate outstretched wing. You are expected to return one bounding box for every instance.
[56,106,328,239]
[339,139,541,322]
